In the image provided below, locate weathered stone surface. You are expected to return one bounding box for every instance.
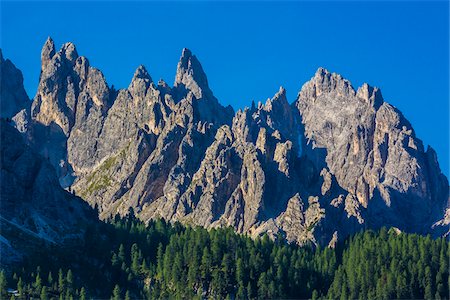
[0,50,30,118]
[0,119,94,267]
[2,40,448,247]
[23,39,113,187]
[296,67,449,238]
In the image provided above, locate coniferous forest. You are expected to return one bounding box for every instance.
[1,214,448,300]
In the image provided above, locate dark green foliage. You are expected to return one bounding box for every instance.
[0,270,6,298]
[326,228,449,300]
[145,225,333,299]
[4,216,448,300]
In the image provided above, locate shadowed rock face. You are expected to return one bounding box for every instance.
[0,50,29,118]
[1,39,448,246]
[0,119,95,266]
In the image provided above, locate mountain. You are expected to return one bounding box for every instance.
[0,50,29,119]
[0,119,95,267]
[1,38,448,247]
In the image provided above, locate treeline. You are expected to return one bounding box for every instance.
[1,215,448,299]
[146,227,335,299]
[327,228,449,300]
[0,268,86,300]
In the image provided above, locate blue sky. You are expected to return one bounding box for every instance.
[1,1,449,176]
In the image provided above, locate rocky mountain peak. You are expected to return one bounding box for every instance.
[133,65,152,81]
[309,67,355,99]
[60,42,78,64]
[0,51,30,118]
[356,83,384,109]
[277,86,286,96]
[41,37,56,68]
[174,48,211,100]
[3,43,448,248]
[128,65,152,98]
[264,86,288,110]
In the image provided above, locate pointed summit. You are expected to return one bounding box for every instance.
[174,48,211,100]
[266,86,288,108]
[128,65,152,98]
[276,86,286,98]
[356,83,383,109]
[181,47,192,60]
[132,65,152,82]
[0,53,30,118]
[41,37,55,67]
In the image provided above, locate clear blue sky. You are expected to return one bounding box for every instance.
[1,1,449,177]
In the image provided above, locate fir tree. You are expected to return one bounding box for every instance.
[112,284,121,300]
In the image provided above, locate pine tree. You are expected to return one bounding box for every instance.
[187,254,199,289]
[201,247,212,283]
[34,273,42,294]
[118,244,126,263]
[80,287,87,300]
[58,269,65,292]
[111,253,119,267]
[66,269,73,292]
[211,268,225,297]
[112,284,121,300]
[0,270,6,297]
[257,272,267,299]
[40,286,48,300]
[221,253,233,293]
[156,243,164,280]
[17,277,24,297]
[47,272,53,286]
[65,289,74,300]
[131,243,140,275]
[424,266,434,300]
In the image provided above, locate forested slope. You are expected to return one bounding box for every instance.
[1,215,448,299]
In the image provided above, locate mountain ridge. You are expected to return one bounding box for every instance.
[1,38,448,247]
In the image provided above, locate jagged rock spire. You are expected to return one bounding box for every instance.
[174,48,211,100]
[267,86,288,106]
[3,42,447,248]
[41,37,55,69]
[128,65,152,98]
[0,50,30,118]
[356,83,384,109]
[311,67,355,98]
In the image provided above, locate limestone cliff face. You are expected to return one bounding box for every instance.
[6,38,113,187]
[1,39,448,246]
[296,68,449,237]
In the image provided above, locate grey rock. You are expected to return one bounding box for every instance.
[2,40,448,247]
[0,50,30,118]
[0,119,94,267]
[296,67,449,237]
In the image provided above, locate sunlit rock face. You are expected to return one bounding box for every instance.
[296,68,448,238]
[1,39,448,246]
